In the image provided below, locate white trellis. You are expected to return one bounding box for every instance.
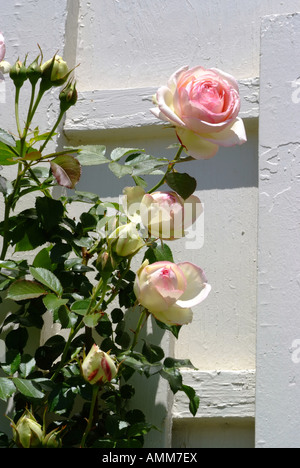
[1,0,300,448]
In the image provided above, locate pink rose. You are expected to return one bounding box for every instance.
[151,66,246,159]
[140,191,202,240]
[134,260,211,326]
[123,186,202,241]
[0,32,5,62]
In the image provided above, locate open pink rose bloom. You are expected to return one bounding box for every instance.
[151,66,247,159]
[134,260,211,326]
[0,32,5,62]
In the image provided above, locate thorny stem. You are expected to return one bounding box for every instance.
[131,308,149,351]
[14,87,22,139]
[39,109,65,153]
[80,384,100,448]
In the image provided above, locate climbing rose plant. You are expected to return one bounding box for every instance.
[0,35,246,448]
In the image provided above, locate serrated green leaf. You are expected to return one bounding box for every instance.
[76,145,108,166]
[109,162,133,178]
[110,148,144,162]
[144,243,174,264]
[142,341,165,363]
[0,128,16,147]
[0,378,16,401]
[36,197,64,231]
[19,356,36,378]
[0,142,19,165]
[29,267,63,297]
[7,280,47,301]
[125,153,168,176]
[0,175,13,196]
[182,384,200,416]
[70,299,91,316]
[12,378,45,399]
[33,247,52,269]
[83,312,103,328]
[163,357,196,369]
[160,367,183,393]
[43,294,68,310]
[165,172,197,200]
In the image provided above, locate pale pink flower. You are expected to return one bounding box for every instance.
[0,32,5,62]
[151,66,246,159]
[140,191,202,240]
[134,260,211,326]
[122,186,202,241]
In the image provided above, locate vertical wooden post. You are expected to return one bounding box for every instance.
[256,13,300,448]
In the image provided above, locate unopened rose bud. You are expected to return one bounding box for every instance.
[140,191,202,240]
[0,61,11,74]
[27,56,42,85]
[43,427,64,448]
[40,55,70,90]
[82,344,117,385]
[59,79,77,112]
[96,251,117,276]
[11,409,43,448]
[108,223,145,257]
[10,59,28,88]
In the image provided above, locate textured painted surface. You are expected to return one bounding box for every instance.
[75,0,300,90]
[256,13,300,448]
[64,78,259,138]
[173,370,255,419]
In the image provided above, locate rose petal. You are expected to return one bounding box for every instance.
[123,186,145,223]
[210,67,240,93]
[181,114,236,135]
[167,65,189,93]
[176,127,219,160]
[152,304,193,326]
[0,32,5,63]
[205,118,247,147]
[156,86,186,127]
[176,262,211,308]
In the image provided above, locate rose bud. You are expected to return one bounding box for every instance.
[0,61,11,74]
[40,54,70,89]
[140,191,202,240]
[9,59,28,88]
[82,344,118,385]
[59,79,78,112]
[43,426,64,448]
[26,56,42,85]
[134,260,211,326]
[0,32,5,62]
[11,409,43,448]
[122,186,146,225]
[108,223,145,257]
[151,66,246,159]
